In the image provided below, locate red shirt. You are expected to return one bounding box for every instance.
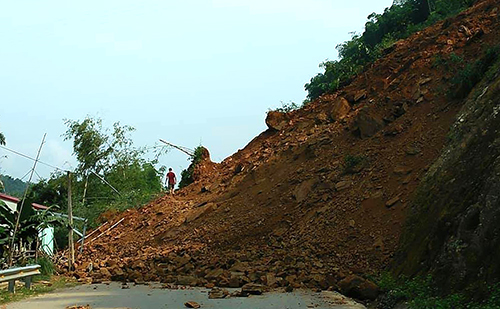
[167,171,176,184]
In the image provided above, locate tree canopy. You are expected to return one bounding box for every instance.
[63,117,135,175]
[30,116,165,228]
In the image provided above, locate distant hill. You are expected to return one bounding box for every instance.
[0,175,27,197]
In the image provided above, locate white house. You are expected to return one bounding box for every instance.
[0,193,54,256]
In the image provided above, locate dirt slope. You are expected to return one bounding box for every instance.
[66,0,500,292]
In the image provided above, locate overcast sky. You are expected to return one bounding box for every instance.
[0,0,393,182]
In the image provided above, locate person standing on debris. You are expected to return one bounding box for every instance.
[166,168,177,195]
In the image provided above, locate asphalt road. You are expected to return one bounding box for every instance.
[6,282,366,309]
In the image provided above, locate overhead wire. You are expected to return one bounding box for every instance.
[0,144,69,172]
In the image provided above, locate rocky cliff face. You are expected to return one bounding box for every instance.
[396,56,500,296]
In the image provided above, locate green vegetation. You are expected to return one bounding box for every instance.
[0,276,76,305]
[343,154,366,174]
[0,116,167,261]
[272,101,301,113]
[377,273,500,309]
[0,199,64,264]
[179,146,206,189]
[38,256,55,277]
[29,116,164,230]
[305,0,476,101]
[0,131,5,145]
[450,45,500,99]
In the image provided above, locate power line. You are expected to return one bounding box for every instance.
[0,144,69,172]
[1,144,165,173]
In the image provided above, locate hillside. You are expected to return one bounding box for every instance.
[66,0,500,302]
[0,175,27,197]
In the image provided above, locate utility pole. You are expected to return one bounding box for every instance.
[67,171,75,270]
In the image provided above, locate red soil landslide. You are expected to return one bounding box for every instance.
[63,0,500,293]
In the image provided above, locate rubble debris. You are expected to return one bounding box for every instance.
[184,301,201,308]
[59,0,500,297]
[208,287,230,299]
[338,275,380,301]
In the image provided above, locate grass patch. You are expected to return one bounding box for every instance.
[450,46,500,99]
[343,154,367,174]
[38,256,55,276]
[376,273,500,309]
[0,276,77,305]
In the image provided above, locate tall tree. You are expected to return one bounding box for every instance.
[63,117,134,175]
[60,116,163,226]
[63,116,135,203]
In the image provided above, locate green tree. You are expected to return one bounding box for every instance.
[27,172,67,208]
[63,117,134,175]
[63,117,136,203]
[60,116,163,227]
[0,132,5,145]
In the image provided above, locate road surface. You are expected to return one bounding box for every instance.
[6,282,365,309]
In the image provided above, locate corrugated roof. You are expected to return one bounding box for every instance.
[0,193,49,210]
[0,192,20,203]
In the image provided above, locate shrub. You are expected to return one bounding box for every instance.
[376,273,500,309]
[272,101,301,113]
[450,45,500,99]
[343,154,367,174]
[178,146,205,189]
[38,255,55,277]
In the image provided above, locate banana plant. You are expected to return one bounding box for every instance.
[0,200,14,246]
[0,199,65,251]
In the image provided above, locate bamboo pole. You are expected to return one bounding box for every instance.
[88,218,125,244]
[67,171,75,270]
[8,133,46,266]
[82,173,89,204]
[82,222,108,240]
[79,221,87,254]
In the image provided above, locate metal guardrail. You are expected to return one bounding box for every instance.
[0,264,41,293]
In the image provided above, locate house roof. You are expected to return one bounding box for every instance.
[0,193,49,210]
[0,192,19,203]
[32,203,49,210]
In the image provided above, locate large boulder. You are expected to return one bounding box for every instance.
[351,107,384,138]
[338,274,380,301]
[265,111,290,131]
[327,97,351,121]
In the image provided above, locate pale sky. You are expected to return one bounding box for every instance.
[0,0,394,181]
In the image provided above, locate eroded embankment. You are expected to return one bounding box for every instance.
[62,0,500,301]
